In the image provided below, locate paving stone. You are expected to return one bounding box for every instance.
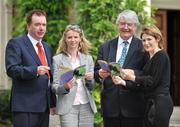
[49,106,180,127]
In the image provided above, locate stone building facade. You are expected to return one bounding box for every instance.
[0,0,12,89]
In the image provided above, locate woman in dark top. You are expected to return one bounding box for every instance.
[112,25,174,127]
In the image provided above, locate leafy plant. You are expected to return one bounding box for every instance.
[92,85,103,126]
[0,90,11,125]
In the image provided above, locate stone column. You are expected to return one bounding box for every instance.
[0,0,12,89]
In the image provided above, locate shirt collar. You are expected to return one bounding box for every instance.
[118,36,133,45]
[64,51,81,58]
[27,33,42,46]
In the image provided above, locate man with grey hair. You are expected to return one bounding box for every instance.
[94,9,149,127]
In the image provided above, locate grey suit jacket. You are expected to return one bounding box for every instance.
[52,52,97,115]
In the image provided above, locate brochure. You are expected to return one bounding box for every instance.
[97,60,122,76]
[59,65,86,85]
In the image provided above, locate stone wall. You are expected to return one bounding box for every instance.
[0,0,12,89]
[152,0,180,10]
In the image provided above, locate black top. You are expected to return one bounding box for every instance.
[126,50,171,97]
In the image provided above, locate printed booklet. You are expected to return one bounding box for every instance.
[59,65,86,85]
[97,60,122,76]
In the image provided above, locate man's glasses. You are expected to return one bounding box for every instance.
[119,22,134,27]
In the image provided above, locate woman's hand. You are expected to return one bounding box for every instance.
[64,77,75,89]
[112,76,126,86]
[121,69,135,81]
[85,72,94,80]
[99,69,110,79]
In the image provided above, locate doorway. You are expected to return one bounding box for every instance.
[155,9,180,105]
[167,10,180,105]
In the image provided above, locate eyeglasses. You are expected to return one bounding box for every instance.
[66,24,80,29]
[119,22,135,27]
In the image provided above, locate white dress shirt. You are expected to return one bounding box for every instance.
[71,58,89,105]
[116,36,132,62]
[27,33,46,54]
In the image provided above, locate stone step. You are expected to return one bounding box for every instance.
[49,115,60,127]
[49,106,180,127]
[170,106,180,127]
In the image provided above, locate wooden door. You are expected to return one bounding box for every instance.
[155,10,180,105]
[155,10,167,50]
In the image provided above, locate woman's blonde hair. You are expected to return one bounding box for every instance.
[56,24,91,54]
[140,25,164,49]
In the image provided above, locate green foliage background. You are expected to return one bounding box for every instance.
[0,90,11,126]
[6,0,156,126]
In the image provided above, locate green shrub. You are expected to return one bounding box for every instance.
[0,90,11,125]
[93,85,103,126]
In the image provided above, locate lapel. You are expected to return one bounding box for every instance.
[61,53,87,70]
[123,36,138,66]
[23,35,51,66]
[61,53,73,69]
[108,38,118,62]
[23,35,41,65]
[79,53,86,66]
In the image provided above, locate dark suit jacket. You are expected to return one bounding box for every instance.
[5,35,56,112]
[94,36,148,118]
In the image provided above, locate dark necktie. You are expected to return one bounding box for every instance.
[36,42,50,78]
[118,41,128,67]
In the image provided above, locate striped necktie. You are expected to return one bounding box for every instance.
[118,41,128,67]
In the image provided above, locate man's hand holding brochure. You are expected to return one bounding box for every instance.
[97,60,123,77]
[98,60,128,86]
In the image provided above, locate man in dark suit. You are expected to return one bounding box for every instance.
[94,10,148,127]
[5,9,56,127]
